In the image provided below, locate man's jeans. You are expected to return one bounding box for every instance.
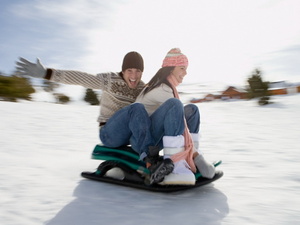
[99,103,153,160]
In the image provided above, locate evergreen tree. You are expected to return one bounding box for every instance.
[53,93,70,104]
[246,68,270,105]
[84,88,100,105]
[0,75,35,102]
[43,79,59,92]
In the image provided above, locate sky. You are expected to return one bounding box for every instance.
[1,0,300,86]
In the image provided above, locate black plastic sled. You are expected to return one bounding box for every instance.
[81,145,223,192]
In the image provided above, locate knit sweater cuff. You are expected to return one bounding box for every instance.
[45,68,53,80]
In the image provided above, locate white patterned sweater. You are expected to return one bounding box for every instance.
[135,84,174,116]
[46,69,145,123]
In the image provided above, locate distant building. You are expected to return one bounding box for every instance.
[189,82,300,104]
[221,86,247,100]
[204,94,216,101]
[190,98,204,103]
[268,81,299,95]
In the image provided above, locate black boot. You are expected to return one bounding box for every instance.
[149,158,174,184]
[144,146,174,184]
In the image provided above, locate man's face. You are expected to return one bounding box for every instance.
[122,68,142,89]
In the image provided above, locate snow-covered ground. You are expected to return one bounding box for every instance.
[1,89,300,225]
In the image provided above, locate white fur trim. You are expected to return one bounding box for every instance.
[191,133,200,150]
[162,135,184,148]
[163,135,185,156]
[190,133,199,142]
[172,160,191,173]
[163,147,184,155]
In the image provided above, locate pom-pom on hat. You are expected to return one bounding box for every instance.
[122,51,144,72]
[162,48,188,67]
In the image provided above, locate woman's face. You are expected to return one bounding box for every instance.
[171,66,187,84]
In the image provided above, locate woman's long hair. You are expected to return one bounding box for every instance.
[142,67,175,96]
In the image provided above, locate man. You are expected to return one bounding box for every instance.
[16,52,172,184]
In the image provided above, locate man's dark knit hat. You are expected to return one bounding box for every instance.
[122,51,144,72]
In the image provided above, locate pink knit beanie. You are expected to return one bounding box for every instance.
[162,48,188,67]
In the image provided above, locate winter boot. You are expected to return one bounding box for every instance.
[191,133,215,179]
[144,146,174,184]
[159,135,196,185]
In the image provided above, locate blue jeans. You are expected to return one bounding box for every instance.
[150,98,200,149]
[99,103,153,159]
[184,102,200,134]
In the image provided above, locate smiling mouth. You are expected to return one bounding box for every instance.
[128,79,137,87]
[129,79,137,84]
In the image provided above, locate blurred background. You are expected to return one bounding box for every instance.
[1,2,300,224]
[1,0,300,88]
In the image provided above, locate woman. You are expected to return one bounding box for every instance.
[136,48,215,185]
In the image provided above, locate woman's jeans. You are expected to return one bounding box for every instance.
[150,98,200,150]
[99,103,153,159]
[99,99,200,158]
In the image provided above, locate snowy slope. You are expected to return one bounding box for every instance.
[1,93,300,225]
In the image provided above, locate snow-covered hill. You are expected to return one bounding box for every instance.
[1,92,300,225]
